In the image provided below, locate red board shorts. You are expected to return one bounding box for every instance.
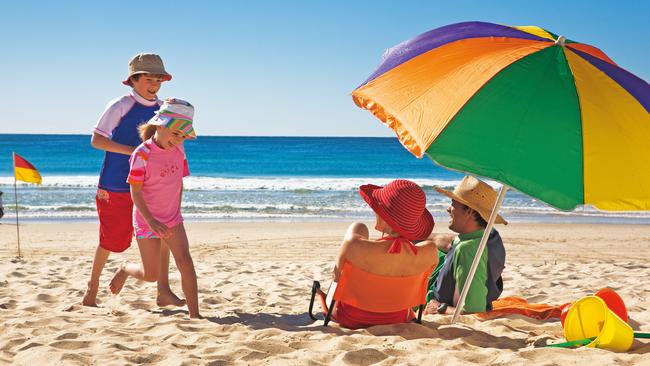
[96,188,133,253]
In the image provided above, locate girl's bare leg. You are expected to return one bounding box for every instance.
[164,224,201,318]
[156,243,186,307]
[83,245,110,306]
[109,238,161,294]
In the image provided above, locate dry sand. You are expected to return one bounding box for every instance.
[1,221,649,365]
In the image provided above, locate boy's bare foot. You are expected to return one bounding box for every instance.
[82,283,99,307]
[189,313,203,319]
[109,263,128,295]
[156,291,186,307]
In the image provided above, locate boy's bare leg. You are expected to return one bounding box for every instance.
[156,242,186,307]
[83,245,110,306]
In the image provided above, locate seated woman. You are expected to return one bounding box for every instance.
[329,179,439,329]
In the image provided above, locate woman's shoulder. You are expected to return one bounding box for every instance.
[415,238,438,253]
[342,236,390,255]
[415,238,436,246]
[348,239,437,276]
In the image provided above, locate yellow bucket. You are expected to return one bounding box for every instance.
[563,295,634,352]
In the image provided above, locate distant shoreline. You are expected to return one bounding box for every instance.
[1,214,649,225]
[0,132,396,139]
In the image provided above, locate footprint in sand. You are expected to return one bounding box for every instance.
[18,342,43,351]
[61,353,91,364]
[36,293,56,303]
[49,340,91,350]
[125,354,163,364]
[55,333,79,341]
[241,351,269,361]
[342,348,388,366]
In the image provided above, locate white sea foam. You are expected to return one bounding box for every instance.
[0,175,461,191]
[2,175,649,223]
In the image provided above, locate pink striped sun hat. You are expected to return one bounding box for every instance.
[148,98,196,139]
[359,179,434,240]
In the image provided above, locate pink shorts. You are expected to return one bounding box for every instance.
[134,221,183,239]
[134,225,160,239]
[96,189,133,253]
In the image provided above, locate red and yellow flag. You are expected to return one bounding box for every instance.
[13,152,42,184]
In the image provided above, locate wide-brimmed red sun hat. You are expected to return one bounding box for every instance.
[359,179,434,240]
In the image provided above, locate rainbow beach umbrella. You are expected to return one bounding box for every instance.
[352,21,650,323]
[352,21,650,212]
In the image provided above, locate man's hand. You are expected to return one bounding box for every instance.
[424,299,441,315]
[424,300,456,315]
[430,233,454,253]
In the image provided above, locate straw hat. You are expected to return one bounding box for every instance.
[435,176,507,225]
[147,98,197,139]
[122,53,172,85]
[359,179,434,240]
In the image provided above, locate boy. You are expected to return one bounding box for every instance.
[82,53,184,308]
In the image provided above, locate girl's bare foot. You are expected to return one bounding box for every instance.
[156,291,186,307]
[82,282,99,307]
[109,263,128,295]
[189,312,203,319]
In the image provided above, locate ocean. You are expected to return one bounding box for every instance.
[1,134,648,224]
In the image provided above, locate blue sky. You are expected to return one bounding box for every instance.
[2,0,648,136]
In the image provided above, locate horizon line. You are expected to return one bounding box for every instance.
[0,132,397,139]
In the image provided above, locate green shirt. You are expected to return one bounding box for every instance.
[425,249,447,303]
[453,229,488,313]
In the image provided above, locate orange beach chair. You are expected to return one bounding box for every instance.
[309,261,434,326]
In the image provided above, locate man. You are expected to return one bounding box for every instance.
[424,175,507,314]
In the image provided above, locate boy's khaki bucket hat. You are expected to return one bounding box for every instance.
[435,175,507,225]
[122,53,172,85]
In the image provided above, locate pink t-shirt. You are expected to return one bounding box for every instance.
[127,138,190,231]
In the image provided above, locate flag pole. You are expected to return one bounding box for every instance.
[12,152,21,258]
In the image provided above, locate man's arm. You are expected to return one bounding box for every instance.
[91,132,136,155]
[429,233,455,253]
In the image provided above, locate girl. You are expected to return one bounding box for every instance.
[109,98,201,319]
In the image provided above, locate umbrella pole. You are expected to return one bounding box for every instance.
[451,183,509,324]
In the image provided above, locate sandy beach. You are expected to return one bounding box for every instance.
[1,221,649,365]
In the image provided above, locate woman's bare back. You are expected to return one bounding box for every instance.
[343,238,438,277]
